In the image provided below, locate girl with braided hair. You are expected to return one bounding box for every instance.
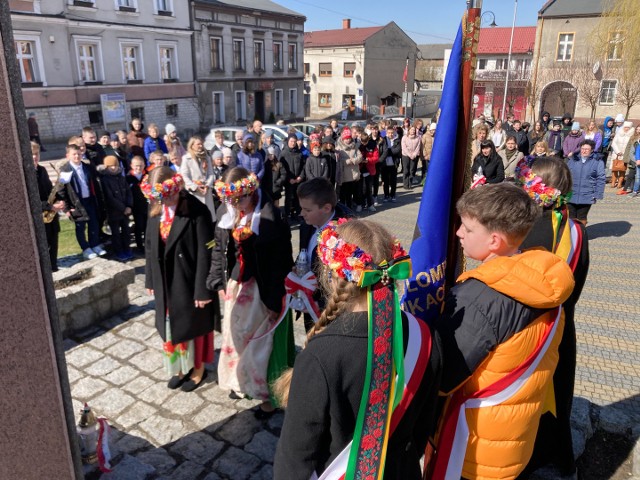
[274,219,442,480]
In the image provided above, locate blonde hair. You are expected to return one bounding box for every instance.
[273,219,396,407]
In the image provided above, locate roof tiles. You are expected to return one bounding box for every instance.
[477,26,537,55]
[304,26,384,48]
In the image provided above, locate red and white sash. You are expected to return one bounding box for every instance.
[310,312,432,480]
[430,306,562,480]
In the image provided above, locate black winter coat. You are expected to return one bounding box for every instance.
[274,312,442,480]
[303,154,329,180]
[85,143,106,167]
[280,145,305,180]
[264,160,287,201]
[145,191,218,344]
[126,173,148,216]
[206,196,293,313]
[98,166,133,221]
[472,152,505,184]
[37,164,61,233]
[58,161,102,222]
[512,129,530,154]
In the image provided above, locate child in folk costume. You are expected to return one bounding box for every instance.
[517,157,589,477]
[207,167,295,418]
[430,184,575,480]
[143,167,219,392]
[274,219,442,480]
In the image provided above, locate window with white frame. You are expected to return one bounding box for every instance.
[210,37,223,71]
[254,40,264,71]
[288,43,297,70]
[233,39,244,71]
[273,41,283,70]
[155,0,173,15]
[212,91,225,124]
[289,88,298,116]
[495,58,508,70]
[14,36,44,84]
[158,44,178,81]
[477,59,487,70]
[116,0,137,11]
[599,80,617,105]
[120,41,143,82]
[607,31,624,61]
[75,37,103,83]
[556,33,574,62]
[275,89,283,116]
[235,90,247,121]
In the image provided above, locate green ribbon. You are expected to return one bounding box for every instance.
[358,256,412,288]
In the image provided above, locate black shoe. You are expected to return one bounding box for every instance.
[254,406,277,420]
[181,369,207,392]
[167,369,192,389]
[228,390,243,400]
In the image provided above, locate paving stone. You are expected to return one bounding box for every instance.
[62,338,78,351]
[597,406,635,436]
[162,391,205,416]
[135,448,176,475]
[244,430,279,462]
[71,377,109,399]
[84,355,120,376]
[101,454,155,480]
[252,464,274,480]
[116,402,158,429]
[104,365,141,386]
[570,396,593,440]
[129,349,164,373]
[138,382,174,406]
[90,388,136,417]
[199,384,240,406]
[191,404,237,432]
[138,415,189,445]
[85,331,119,350]
[217,410,263,447]
[211,446,261,480]
[105,338,146,360]
[114,429,152,455]
[157,460,204,480]
[202,473,222,480]
[122,375,155,395]
[65,345,103,368]
[267,410,285,432]
[66,365,82,384]
[117,320,157,341]
[168,431,225,465]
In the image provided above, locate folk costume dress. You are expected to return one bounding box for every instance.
[145,190,219,375]
[207,190,295,402]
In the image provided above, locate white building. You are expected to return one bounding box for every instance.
[304,20,416,120]
[191,0,306,127]
[10,0,198,141]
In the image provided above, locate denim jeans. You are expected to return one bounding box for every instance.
[633,166,640,193]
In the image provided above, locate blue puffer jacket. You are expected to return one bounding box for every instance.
[236,150,265,179]
[566,153,606,205]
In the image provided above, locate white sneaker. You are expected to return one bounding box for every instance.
[355,205,363,213]
[92,245,107,256]
[368,205,376,212]
[83,248,97,260]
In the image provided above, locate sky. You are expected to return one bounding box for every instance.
[275,0,548,44]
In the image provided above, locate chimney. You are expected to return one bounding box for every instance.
[343,19,351,29]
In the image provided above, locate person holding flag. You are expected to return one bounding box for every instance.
[273,218,442,480]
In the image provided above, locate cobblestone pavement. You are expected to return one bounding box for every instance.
[62,182,640,479]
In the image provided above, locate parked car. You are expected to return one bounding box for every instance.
[263,124,309,147]
[288,123,319,136]
[203,126,244,151]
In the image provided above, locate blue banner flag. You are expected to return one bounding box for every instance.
[402,24,463,324]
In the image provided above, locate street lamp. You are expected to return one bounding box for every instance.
[481,11,498,28]
[501,0,518,121]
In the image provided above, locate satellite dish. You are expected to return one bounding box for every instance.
[355,74,362,84]
[312,73,317,83]
[593,61,602,80]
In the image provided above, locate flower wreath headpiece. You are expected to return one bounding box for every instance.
[140,173,184,202]
[316,218,412,478]
[214,173,260,202]
[514,159,571,208]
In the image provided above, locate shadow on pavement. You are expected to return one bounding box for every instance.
[586,221,632,240]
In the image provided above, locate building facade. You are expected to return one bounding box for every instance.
[10,0,197,142]
[191,0,305,127]
[473,26,535,122]
[416,43,452,91]
[531,0,640,123]
[304,20,416,120]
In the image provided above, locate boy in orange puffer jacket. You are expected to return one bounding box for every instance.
[429,183,575,480]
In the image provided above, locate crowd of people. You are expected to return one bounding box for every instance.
[32,111,607,479]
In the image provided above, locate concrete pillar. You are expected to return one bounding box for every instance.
[0,4,82,479]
